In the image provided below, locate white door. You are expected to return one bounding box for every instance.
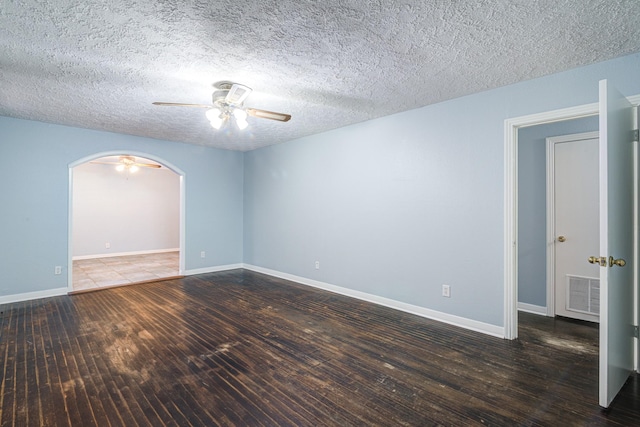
[597,79,635,408]
[552,134,600,322]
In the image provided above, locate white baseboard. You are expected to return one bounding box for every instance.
[242,264,505,339]
[184,263,243,276]
[0,287,68,305]
[518,302,548,316]
[1,267,508,340]
[73,248,180,260]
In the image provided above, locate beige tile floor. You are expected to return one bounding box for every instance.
[73,251,180,291]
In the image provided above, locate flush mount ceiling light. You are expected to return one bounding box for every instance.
[153,81,291,131]
[91,155,161,173]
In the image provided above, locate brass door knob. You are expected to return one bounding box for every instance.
[609,256,626,267]
[557,235,566,242]
[589,256,626,267]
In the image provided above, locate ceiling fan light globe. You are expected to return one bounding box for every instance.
[233,108,248,121]
[116,164,125,172]
[210,118,224,129]
[130,165,140,173]
[205,107,223,120]
[236,117,249,130]
[206,108,224,129]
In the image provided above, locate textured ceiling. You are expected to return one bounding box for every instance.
[1,1,640,151]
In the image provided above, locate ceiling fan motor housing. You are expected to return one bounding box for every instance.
[212,90,229,105]
[119,155,136,165]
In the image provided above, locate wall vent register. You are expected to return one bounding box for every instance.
[566,275,600,315]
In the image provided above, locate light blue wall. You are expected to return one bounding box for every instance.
[244,52,640,327]
[517,117,599,307]
[0,118,243,296]
[2,52,639,326]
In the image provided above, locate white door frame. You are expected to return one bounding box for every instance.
[503,94,640,340]
[546,131,600,318]
[67,150,186,292]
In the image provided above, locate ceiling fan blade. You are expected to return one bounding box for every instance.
[225,84,252,105]
[136,163,162,169]
[89,161,120,165]
[246,108,292,122]
[152,102,212,108]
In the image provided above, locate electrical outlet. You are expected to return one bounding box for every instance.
[105,242,110,249]
[442,284,451,298]
[315,261,320,270]
[54,266,62,275]
[200,251,206,258]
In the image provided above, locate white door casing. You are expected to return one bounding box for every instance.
[547,133,600,322]
[598,79,635,408]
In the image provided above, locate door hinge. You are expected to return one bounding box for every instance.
[633,129,639,142]
[635,325,639,339]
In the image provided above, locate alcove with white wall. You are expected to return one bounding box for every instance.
[72,158,180,259]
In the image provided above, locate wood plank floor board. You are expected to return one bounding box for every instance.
[0,309,11,426]
[331,349,505,426]
[45,300,91,427]
[315,364,438,425]
[216,272,640,426]
[134,280,410,426]
[194,354,305,425]
[75,297,164,427]
[201,284,536,424]
[18,302,34,426]
[32,303,63,427]
[0,310,17,426]
[135,283,337,425]
[86,290,212,427]
[129,294,302,427]
[69,337,130,427]
[97,295,265,427]
[73,296,143,427]
[114,385,154,427]
[95,286,271,427]
[199,335,362,425]
[174,278,544,424]
[136,279,413,426]
[26,302,43,427]
[168,274,636,424]
[1,269,640,425]
[1,305,17,426]
[57,299,113,426]
[295,297,591,422]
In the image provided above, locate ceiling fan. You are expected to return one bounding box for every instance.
[91,155,161,173]
[152,81,292,130]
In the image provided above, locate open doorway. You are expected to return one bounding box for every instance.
[505,94,640,340]
[516,121,602,370]
[505,102,601,339]
[68,152,185,293]
[517,118,599,320]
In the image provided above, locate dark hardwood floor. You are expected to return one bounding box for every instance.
[0,269,638,426]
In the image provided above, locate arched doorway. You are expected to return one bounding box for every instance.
[68,151,185,292]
